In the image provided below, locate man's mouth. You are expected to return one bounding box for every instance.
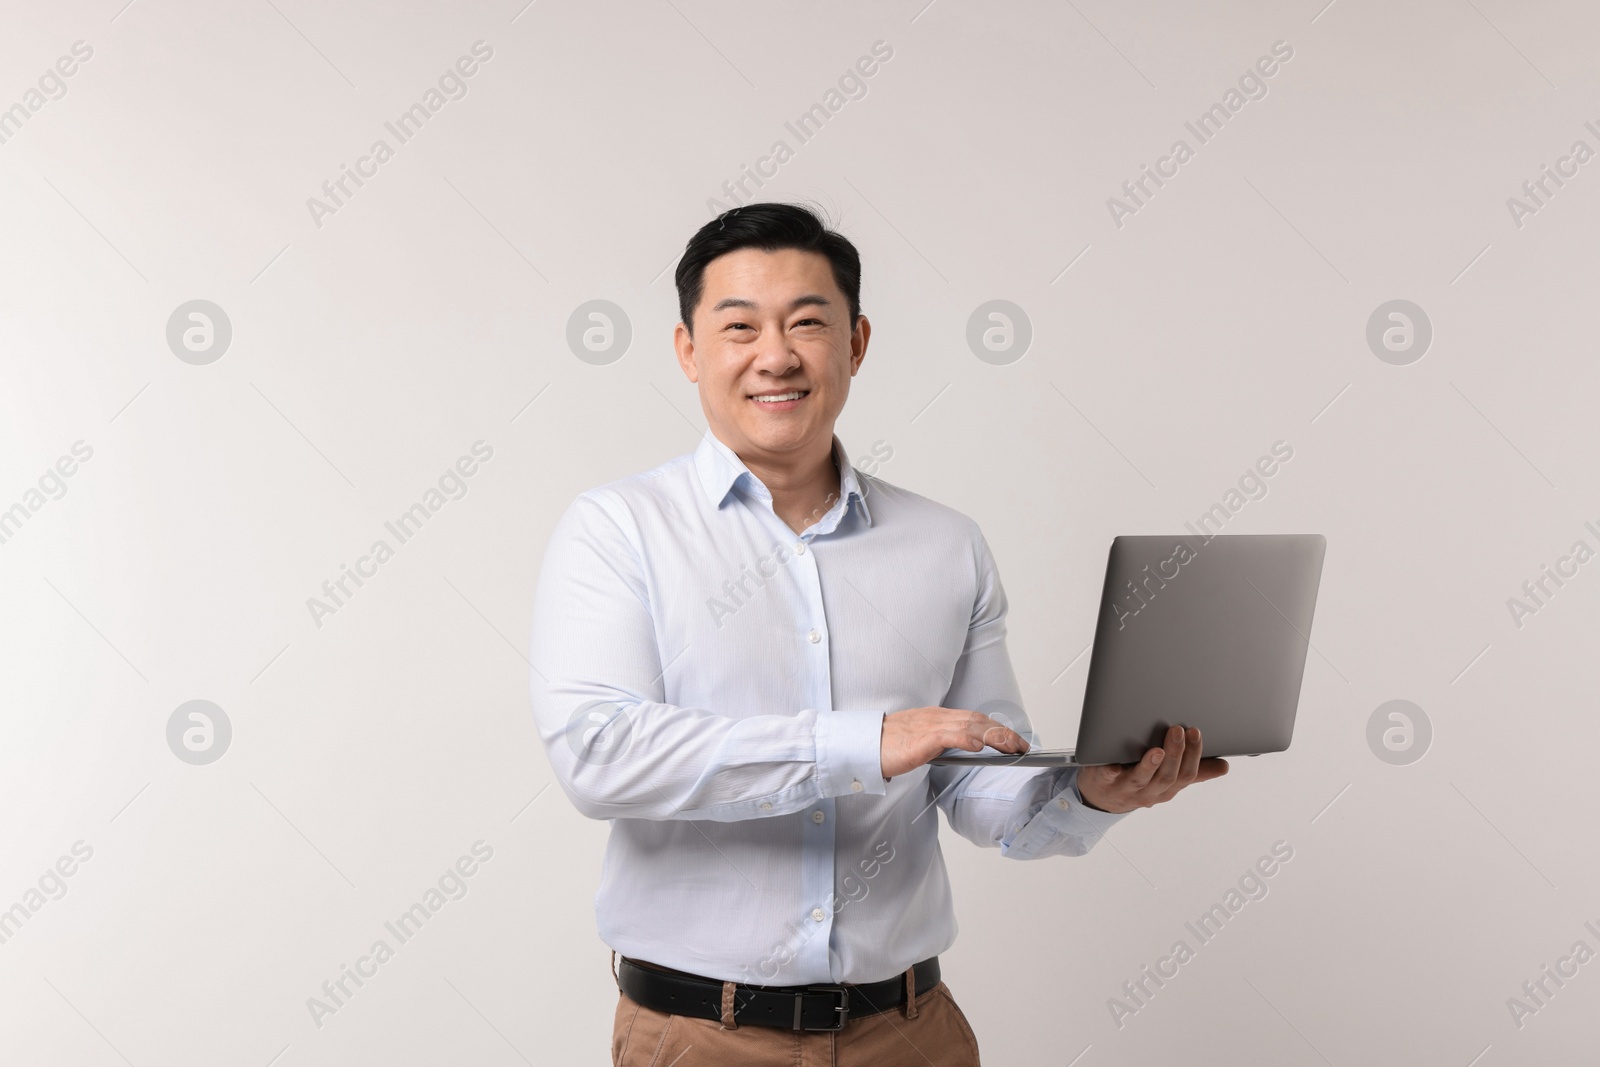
[749,390,810,405]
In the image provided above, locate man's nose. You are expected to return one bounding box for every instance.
[751,330,801,372]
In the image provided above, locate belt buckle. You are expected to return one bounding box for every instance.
[793,985,850,1031]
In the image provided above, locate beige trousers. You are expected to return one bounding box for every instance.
[610,956,982,1067]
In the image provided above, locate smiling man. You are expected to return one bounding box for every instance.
[528,203,1226,1066]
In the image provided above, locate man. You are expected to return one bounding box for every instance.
[528,202,1227,1065]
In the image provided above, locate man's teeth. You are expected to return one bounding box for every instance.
[753,391,806,403]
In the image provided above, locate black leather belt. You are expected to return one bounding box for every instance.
[617,955,939,1031]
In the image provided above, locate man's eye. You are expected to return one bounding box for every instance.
[795,318,823,327]
[724,322,751,331]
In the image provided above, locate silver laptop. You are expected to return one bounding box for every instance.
[931,534,1327,767]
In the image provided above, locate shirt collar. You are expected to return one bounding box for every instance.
[693,429,873,527]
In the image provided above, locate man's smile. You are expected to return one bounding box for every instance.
[748,388,810,409]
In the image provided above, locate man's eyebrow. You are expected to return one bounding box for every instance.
[709,294,834,314]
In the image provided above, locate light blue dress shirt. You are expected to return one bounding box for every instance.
[528,429,1128,985]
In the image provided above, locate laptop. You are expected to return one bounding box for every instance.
[930,534,1327,767]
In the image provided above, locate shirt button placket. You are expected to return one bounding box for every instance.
[793,530,837,980]
[803,795,837,975]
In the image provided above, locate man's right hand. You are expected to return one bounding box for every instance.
[879,707,1031,779]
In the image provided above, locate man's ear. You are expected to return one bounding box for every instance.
[849,315,871,376]
[673,321,699,383]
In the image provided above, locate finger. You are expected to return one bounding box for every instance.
[1175,726,1203,783]
[1121,745,1167,791]
[976,717,1029,752]
[1149,727,1202,801]
[1150,725,1185,791]
[977,729,1026,752]
[963,712,991,751]
[940,722,984,751]
[1193,757,1229,783]
[951,723,1021,753]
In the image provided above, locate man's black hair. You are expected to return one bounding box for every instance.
[674,202,862,337]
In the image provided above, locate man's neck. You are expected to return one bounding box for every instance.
[730,435,842,536]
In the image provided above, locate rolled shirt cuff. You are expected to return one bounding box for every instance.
[1002,766,1131,858]
[1055,765,1132,839]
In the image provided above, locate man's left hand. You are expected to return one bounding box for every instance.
[1077,724,1229,814]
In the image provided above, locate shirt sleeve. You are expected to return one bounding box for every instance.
[528,491,887,823]
[926,525,1131,858]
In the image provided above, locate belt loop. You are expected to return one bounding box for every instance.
[720,980,739,1029]
[903,964,919,1019]
[611,950,620,991]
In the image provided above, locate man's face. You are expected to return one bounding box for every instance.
[674,247,869,464]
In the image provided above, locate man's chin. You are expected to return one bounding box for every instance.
[732,424,820,455]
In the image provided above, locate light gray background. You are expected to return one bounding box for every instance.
[3,0,1596,1064]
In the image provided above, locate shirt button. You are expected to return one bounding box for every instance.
[1057,797,1070,810]
[760,802,773,811]
[795,541,806,555]
[811,907,825,922]
[850,780,864,793]
[811,810,825,824]
[807,629,821,643]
